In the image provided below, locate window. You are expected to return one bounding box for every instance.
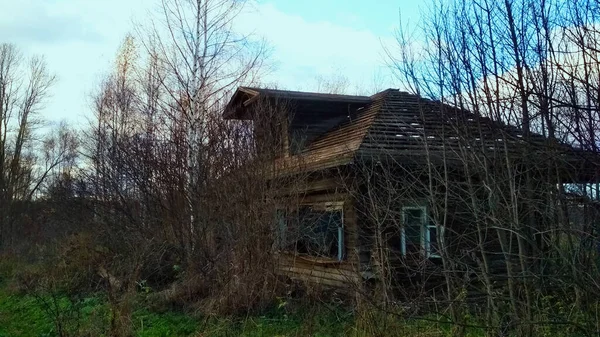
[401,206,444,258]
[275,202,344,261]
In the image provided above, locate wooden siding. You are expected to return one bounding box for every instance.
[223,85,600,295]
[278,254,361,289]
[355,178,526,299]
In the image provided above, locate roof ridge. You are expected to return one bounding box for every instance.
[369,88,399,99]
[349,89,396,163]
[242,87,372,101]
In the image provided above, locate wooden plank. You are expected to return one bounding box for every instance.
[278,260,356,274]
[277,254,356,272]
[280,266,360,284]
[280,270,348,288]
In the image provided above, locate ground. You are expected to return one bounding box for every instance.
[0,256,508,337]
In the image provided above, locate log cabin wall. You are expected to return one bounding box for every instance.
[356,163,503,298]
[353,170,443,298]
[353,163,528,301]
[223,87,600,304]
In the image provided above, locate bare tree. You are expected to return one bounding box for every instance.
[0,43,77,249]
[126,0,267,261]
[80,7,282,323]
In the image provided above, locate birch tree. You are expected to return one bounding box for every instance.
[133,0,266,259]
[84,0,273,317]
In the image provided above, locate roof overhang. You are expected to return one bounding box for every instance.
[223,87,261,120]
[223,86,373,120]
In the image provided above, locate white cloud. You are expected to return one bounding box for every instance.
[0,0,153,126]
[235,2,396,93]
[0,0,397,126]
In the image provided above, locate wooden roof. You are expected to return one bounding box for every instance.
[358,90,544,158]
[226,87,599,180]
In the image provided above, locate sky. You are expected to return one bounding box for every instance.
[0,0,423,126]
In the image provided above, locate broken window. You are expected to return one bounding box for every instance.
[275,202,344,261]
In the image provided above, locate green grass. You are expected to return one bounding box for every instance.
[134,309,199,337]
[0,290,354,337]
[3,255,577,337]
[1,283,591,337]
[0,282,355,337]
[0,254,483,337]
[0,262,482,337]
[195,307,354,337]
[0,262,519,337]
[0,285,202,337]
[0,290,56,337]
[0,257,354,337]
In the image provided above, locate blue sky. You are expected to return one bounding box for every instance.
[0,0,423,126]
[264,0,421,35]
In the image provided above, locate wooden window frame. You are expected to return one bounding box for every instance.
[425,224,444,258]
[401,206,443,258]
[323,202,345,261]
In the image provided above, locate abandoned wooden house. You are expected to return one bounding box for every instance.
[223,87,599,296]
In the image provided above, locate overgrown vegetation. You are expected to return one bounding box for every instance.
[1,256,484,337]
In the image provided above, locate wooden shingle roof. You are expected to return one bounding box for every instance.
[239,87,371,103]
[357,90,541,159]
[271,90,389,174]
[226,87,598,179]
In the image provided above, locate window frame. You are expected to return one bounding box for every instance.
[401,206,443,258]
[320,202,344,261]
[425,223,444,258]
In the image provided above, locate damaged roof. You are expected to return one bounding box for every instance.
[225,86,598,179]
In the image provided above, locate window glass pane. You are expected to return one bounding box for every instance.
[429,225,438,256]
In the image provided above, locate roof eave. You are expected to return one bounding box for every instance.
[223,87,260,119]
